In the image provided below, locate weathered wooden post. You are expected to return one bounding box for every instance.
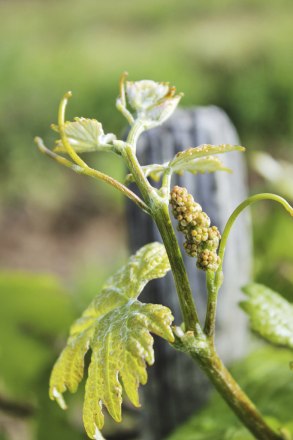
[126,106,251,439]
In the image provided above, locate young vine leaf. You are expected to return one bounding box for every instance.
[169,144,245,175]
[125,155,232,185]
[118,78,183,128]
[49,242,174,439]
[241,283,293,350]
[172,156,231,176]
[51,117,117,153]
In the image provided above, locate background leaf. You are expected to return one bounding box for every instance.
[49,242,174,438]
[0,271,82,440]
[251,151,293,200]
[240,283,293,349]
[0,271,75,399]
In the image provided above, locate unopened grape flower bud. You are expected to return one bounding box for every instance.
[170,186,221,272]
[197,249,221,272]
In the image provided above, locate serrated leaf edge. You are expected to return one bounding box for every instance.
[49,243,173,438]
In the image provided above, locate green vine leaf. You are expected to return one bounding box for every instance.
[172,156,231,175]
[169,144,245,175]
[49,242,174,438]
[51,117,117,153]
[125,145,242,184]
[125,145,245,185]
[241,283,293,349]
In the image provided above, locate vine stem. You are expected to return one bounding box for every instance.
[195,192,293,439]
[203,270,218,341]
[154,203,200,332]
[123,122,200,333]
[123,123,288,437]
[192,346,285,440]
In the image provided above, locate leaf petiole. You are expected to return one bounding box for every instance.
[35,137,150,215]
[215,193,293,288]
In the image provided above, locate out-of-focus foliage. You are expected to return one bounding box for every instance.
[0,272,84,439]
[241,283,293,349]
[0,272,75,398]
[252,189,293,303]
[0,0,292,209]
[251,152,293,201]
[250,151,293,303]
[1,0,292,295]
[167,346,293,440]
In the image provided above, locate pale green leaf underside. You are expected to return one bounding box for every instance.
[52,117,117,153]
[49,242,174,438]
[126,144,243,184]
[169,144,245,169]
[172,156,231,175]
[126,156,231,184]
[241,283,293,349]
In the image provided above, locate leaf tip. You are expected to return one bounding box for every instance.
[168,331,175,343]
[93,425,106,440]
[51,387,67,410]
[34,136,44,151]
[64,91,73,99]
[120,71,128,80]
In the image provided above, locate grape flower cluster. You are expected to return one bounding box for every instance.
[170,186,221,271]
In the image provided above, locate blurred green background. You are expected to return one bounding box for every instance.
[0,0,292,439]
